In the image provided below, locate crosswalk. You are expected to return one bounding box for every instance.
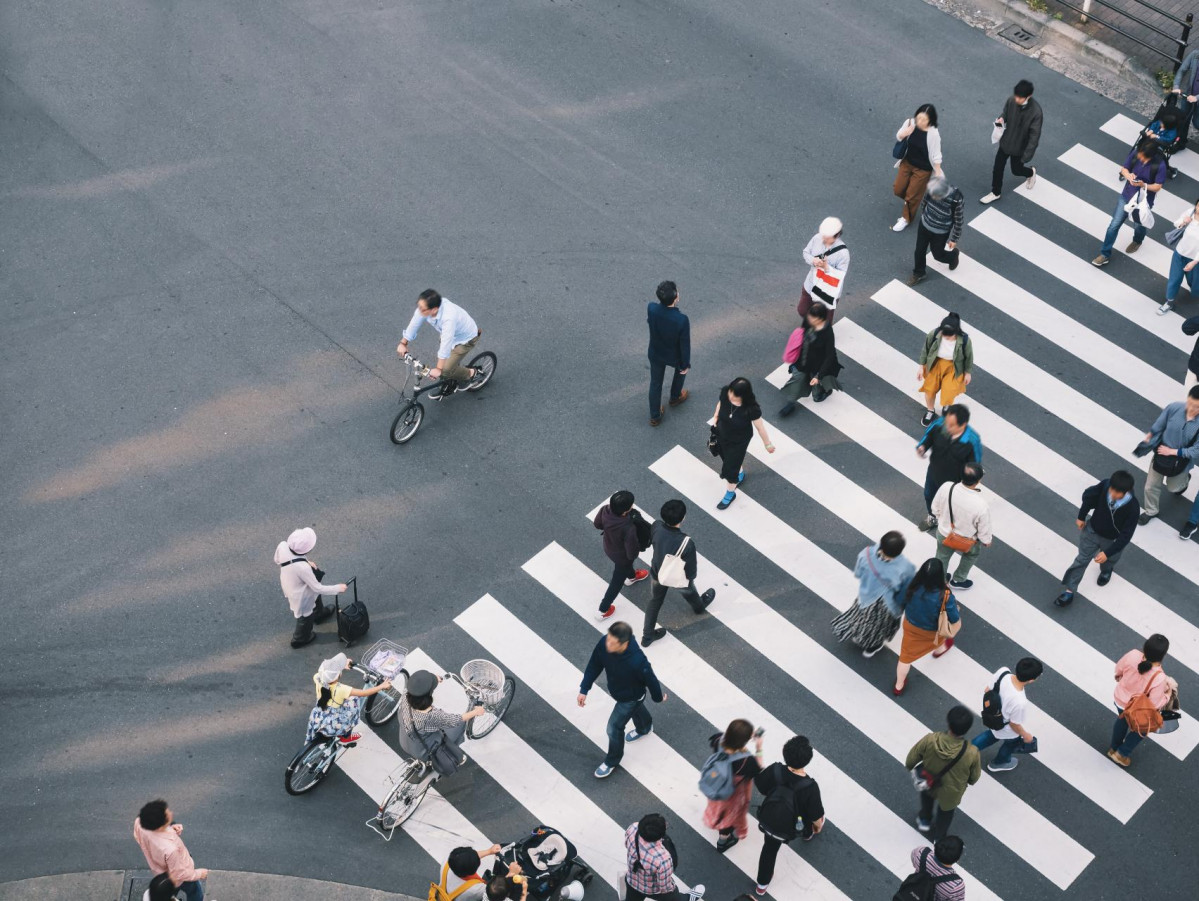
[298,113,1199,901]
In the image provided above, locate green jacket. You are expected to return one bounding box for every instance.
[905,731,981,810]
[918,329,973,379]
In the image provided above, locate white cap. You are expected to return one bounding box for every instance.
[317,653,348,686]
[287,527,316,555]
[818,217,843,238]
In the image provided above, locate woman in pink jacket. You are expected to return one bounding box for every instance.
[1108,633,1176,766]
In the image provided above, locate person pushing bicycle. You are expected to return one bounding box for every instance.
[397,289,485,396]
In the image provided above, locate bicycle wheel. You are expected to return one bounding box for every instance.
[365,686,402,725]
[285,739,336,795]
[466,352,497,391]
[389,401,424,444]
[378,761,430,829]
[467,677,516,739]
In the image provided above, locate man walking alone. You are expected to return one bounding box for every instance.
[980,80,1042,204]
[642,499,715,647]
[593,491,650,621]
[1138,385,1199,526]
[647,281,691,427]
[909,176,963,286]
[1056,471,1139,607]
[904,706,981,841]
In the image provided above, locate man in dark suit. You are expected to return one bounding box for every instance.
[647,280,691,426]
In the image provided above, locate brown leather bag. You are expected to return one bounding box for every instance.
[1122,671,1165,736]
[941,484,977,554]
[935,589,962,645]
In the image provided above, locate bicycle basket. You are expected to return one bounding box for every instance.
[362,638,408,680]
[460,659,506,705]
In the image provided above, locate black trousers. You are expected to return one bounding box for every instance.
[757,833,785,886]
[600,559,635,612]
[291,597,329,644]
[913,223,959,276]
[992,148,1034,194]
[643,576,706,638]
[919,791,956,841]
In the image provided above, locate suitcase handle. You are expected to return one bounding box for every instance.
[335,576,358,612]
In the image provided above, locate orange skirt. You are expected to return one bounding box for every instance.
[899,618,940,664]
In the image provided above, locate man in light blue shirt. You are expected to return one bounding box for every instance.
[396,289,481,395]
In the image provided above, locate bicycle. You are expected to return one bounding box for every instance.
[368,658,516,838]
[389,350,498,444]
[283,639,409,796]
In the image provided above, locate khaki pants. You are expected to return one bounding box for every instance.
[893,159,932,224]
[1143,465,1192,516]
[442,333,479,383]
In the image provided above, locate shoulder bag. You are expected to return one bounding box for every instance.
[810,244,848,305]
[910,738,969,792]
[935,589,961,645]
[658,536,692,589]
[941,485,978,553]
[1152,425,1199,477]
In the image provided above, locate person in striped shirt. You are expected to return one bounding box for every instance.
[909,176,963,287]
[907,837,966,900]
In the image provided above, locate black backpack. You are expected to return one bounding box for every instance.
[336,578,370,647]
[980,670,1010,732]
[756,769,813,841]
[630,510,652,553]
[894,848,960,901]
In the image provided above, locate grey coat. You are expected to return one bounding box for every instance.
[997,96,1043,163]
[1174,50,1199,94]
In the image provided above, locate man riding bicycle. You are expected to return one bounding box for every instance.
[397,289,485,396]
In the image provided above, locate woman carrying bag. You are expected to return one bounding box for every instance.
[701,719,764,853]
[1108,633,1179,766]
[892,104,943,233]
[710,378,774,510]
[1160,198,1199,315]
[894,558,961,696]
[831,531,916,658]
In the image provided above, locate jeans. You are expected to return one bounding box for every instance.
[605,695,652,766]
[913,223,959,276]
[600,560,635,613]
[918,792,956,840]
[1110,708,1146,758]
[923,467,944,514]
[1166,251,1197,302]
[934,533,983,580]
[178,881,205,901]
[1189,489,1199,526]
[643,576,707,638]
[972,730,1022,766]
[1061,521,1123,592]
[991,148,1035,195]
[648,359,687,418]
[1100,194,1147,258]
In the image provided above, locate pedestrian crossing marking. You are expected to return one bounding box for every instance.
[455,595,852,901]
[1100,114,1199,182]
[1058,143,1192,222]
[524,540,1041,894]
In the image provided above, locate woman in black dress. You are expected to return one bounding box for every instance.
[712,377,775,509]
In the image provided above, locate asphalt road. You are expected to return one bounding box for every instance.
[3,1,1197,899]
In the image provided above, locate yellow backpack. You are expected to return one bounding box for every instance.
[428,863,484,901]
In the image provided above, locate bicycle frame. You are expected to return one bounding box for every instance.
[397,354,465,404]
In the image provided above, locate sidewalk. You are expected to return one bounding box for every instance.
[0,870,424,901]
[1045,0,1194,78]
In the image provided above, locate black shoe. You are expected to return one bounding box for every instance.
[698,588,716,610]
[907,273,926,287]
[641,627,667,647]
[920,410,936,427]
[1054,591,1075,607]
[1097,571,1113,587]
[812,386,830,403]
[291,632,317,649]
[948,252,960,271]
[716,834,740,854]
[1182,522,1198,540]
[779,402,797,417]
[313,603,335,624]
[1138,512,1155,526]
[949,578,973,590]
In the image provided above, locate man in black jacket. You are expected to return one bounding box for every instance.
[1055,471,1140,607]
[593,491,649,622]
[642,500,716,647]
[980,80,1042,204]
[753,736,825,896]
[646,281,692,427]
[916,404,983,531]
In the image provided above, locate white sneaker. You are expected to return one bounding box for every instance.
[979,192,1001,204]
[686,885,706,901]
[892,217,909,232]
[1158,301,1175,315]
[1024,167,1037,189]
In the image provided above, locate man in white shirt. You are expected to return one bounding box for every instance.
[971,657,1042,773]
[397,289,482,396]
[930,463,992,592]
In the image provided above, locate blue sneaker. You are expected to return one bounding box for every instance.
[737,471,745,485]
[717,491,737,510]
[626,726,652,742]
[594,763,615,778]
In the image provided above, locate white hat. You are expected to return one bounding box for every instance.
[818,216,843,238]
[317,653,348,686]
[287,527,316,555]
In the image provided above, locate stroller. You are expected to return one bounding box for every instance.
[1131,94,1186,178]
[487,826,594,900]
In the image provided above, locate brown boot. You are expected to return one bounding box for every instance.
[669,389,689,407]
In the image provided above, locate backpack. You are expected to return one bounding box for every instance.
[980,670,1010,732]
[698,747,752,800]
[1121,671,1165,736]
[893,848,960,901]
[336,578,370,647]
[428,863,482,901]
[756,769,813,841]
[631,510,652,553]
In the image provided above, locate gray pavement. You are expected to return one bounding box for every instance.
[0,870,422,901]
[3,1,1198,900]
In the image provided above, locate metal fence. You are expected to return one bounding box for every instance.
[1047,0,1193,70]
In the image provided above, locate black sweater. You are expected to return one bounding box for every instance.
[1079,479,1140,556]
[795,324,842,380]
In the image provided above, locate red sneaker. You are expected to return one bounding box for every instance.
[338,732,362,744]
[624,569,650,586]
[932,638,955,659]
[595,606,616,622]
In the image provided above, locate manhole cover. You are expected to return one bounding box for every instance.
[999,22,1039,48]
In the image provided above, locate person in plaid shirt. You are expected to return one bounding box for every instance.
[622,814,704,901]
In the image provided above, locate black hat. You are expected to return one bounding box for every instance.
[406,670,438,697]
[940,312,962,332]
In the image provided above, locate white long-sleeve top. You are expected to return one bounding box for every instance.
[895,119,943,167]
[273,541,344,617]
[801,233,851,303]
[1172,212,1199,260]
[931,481,993,545]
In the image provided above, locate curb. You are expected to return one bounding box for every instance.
[0,870,425,901]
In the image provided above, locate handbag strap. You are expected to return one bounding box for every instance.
[932,737,970,780]
[817,243,847,260]
[947,484,957,531]
[281,557,307,568]
[1139,669,1163,702]
[864,547,883,580]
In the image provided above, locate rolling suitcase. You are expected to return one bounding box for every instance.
[336,577,370,647]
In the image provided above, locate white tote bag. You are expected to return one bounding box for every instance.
[657,536,691,588]
[990,120,1005,144]
[1125,187,1155,229]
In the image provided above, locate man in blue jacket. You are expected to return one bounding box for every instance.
[578,621,667,779]
[647,281,691,426]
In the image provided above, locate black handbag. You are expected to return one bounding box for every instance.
[1152,427,1199,476]
[707,425,722,458]
[892,137,908,160]
[419,729,463,777]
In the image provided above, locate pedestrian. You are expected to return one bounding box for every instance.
[915,313,973,426]
[144,874,180,901]
[396,289,485,396]
[592,491,650,621]
[578,621,667,778]
[900,837,966,901]
[797,218,850,322]
[892,104,944,233]
[1159,201,1199,315]
[972,658,1042,773]
[1170,49,1199,139]
[621,814,704,901]
[1137,386,1199,526]
[830,530,916,658]
[904,706,981,841]
[273,527,348,649]
[916,404,983,531]
[434,844,509,901]
[908,176,964,286]
[701,719,764,853]
[643,499,715,647]
[752,735,825,897]
[1055,470,1140,607]
[1108,634,1177,767]
[930,463,992,592]
[777,302,843,415]
[894,558,960,696]
[647,281,691,426]
[980,80,1042,204]
[133,801,209,901]
[1090,139,1167,268]
[711,378,775,510]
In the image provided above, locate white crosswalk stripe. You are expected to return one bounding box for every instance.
[1100,113,1199,181]
[1058,143,1191,222]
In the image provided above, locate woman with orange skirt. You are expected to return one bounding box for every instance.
[703,718,763,853]
[894,558,961,695]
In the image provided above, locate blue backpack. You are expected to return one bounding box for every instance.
[698,749,752,800]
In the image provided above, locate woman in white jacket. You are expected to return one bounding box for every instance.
[1161,198,1199,314]
[893,104,944,233]
[274,526,347,648]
